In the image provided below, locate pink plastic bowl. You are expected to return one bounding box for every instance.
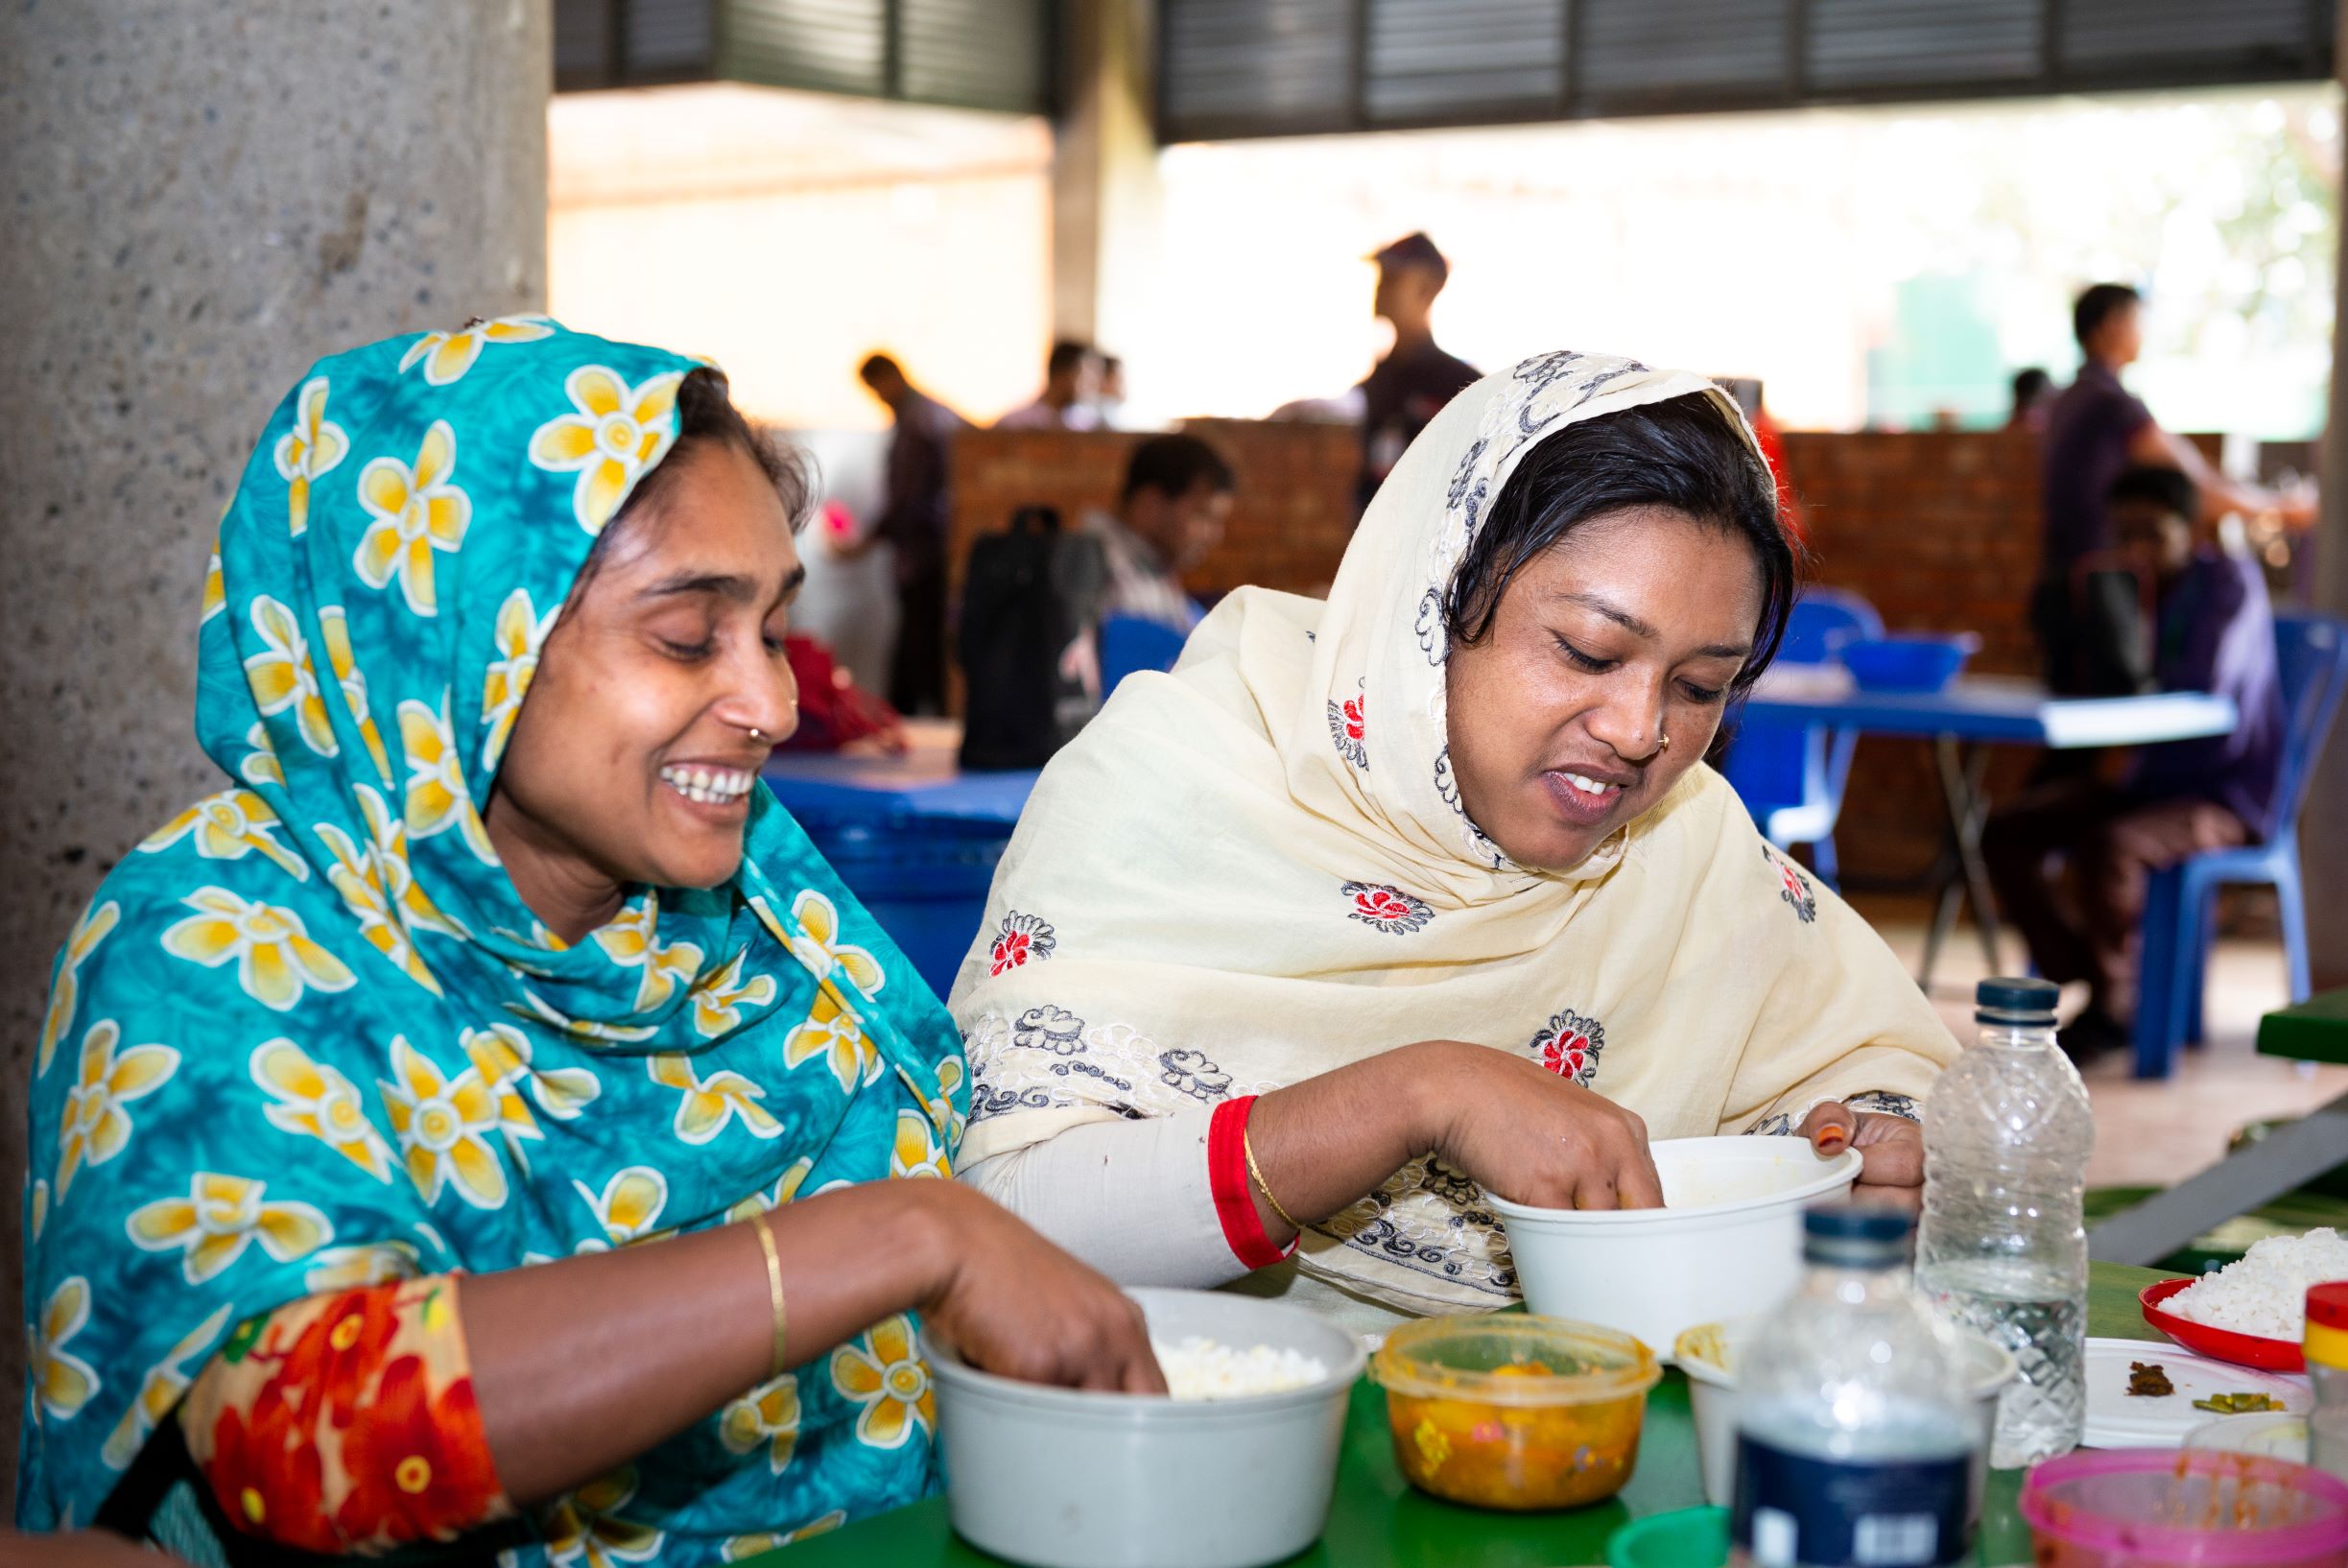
[2020,1448,2348,1568]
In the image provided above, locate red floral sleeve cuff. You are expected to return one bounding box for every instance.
[1207,1096,1297,1271]
[179,1274,510,1556]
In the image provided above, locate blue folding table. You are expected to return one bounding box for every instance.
[1738,668,2238,987]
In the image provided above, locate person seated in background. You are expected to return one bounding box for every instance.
[1085,434,1235,635]
[995,340,1102,432]
[18,324,1161,1563]
[1356,232,1479,511]
[950,353,1957,1336]
[2006,367,2053,434]
[1986,464,2287,1061]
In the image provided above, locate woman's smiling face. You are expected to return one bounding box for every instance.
[1442,505,1763,872]
[486,437,803,941]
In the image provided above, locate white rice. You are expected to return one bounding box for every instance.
[1152,1335,1329,1401]
[2165,1227,2348,1340]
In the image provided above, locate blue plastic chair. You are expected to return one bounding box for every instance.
[1099,614,1189,694]
[2131,613,2348,1079]
[1720,588,1884,887]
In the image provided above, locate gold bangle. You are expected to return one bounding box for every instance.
[1242,1126,1303,1234]
[749,1212,789,1380]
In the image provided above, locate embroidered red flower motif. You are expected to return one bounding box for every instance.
[203,1392,335,1553]
[270,1285,403,1430]
[1529,1010,1606,1087]
[1767,846,1818,923]
[1327,683,1368,770]
[988,912,1056,977]
[1342,880,1433,935]
[333,1357,502,1547]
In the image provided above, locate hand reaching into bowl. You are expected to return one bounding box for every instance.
[916,1182,1170,1394]
[1242,1039,1666,1235]
[1799,1101,1923,1212]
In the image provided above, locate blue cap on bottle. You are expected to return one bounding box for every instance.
[1976,976,2058,1027]
[1802,1204,1912,1267]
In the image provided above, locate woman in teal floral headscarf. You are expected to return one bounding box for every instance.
[19,321,1158,1563]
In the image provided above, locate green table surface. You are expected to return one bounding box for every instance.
[2259,986,2348,1065]
[756,1263,2179,1568]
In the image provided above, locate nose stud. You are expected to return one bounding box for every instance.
[1657,731,1671,752]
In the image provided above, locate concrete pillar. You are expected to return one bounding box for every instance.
[2309,3,2348,993]
[1052,0,1164,378]
[0,0,550,1511]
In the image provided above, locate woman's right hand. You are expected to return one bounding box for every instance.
[1408,1039,1665,1212]
[911,1181,1168,1394]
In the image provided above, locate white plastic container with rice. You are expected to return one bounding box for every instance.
[923,1287,1364,1568]
[1487,1134,1862,1360]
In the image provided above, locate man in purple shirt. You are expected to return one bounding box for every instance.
[1988,466,2286,1060]
[2034,284,2312,695]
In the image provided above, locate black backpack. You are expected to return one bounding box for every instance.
[958,506,1106,770]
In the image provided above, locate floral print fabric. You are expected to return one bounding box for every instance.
[19,322,966,1562]
[177,1276,508,1556]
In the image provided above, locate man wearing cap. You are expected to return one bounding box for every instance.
[1357,231,1480,513]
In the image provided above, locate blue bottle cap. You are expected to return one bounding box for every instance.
[1976,976,2059,1026]
[1802,1204,1912,1267]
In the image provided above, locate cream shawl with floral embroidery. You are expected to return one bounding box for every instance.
[948,351,1957,1316]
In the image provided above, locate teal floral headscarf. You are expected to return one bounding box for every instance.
[18,320,967,1560]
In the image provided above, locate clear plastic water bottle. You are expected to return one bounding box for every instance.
[1733,1206,1977,1568]
[1914,976,2094,1468]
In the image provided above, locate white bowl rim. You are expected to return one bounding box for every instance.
[918,1295,1366,1419]
[1486,1139,1863,1225]
[1673,1315,2019,1400]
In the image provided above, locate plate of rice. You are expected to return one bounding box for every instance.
[2140,1227,2348,1371]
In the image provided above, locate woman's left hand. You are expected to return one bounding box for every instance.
[1800,1102,1925,1212]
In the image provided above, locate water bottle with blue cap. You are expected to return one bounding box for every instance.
[1733,1205,1976,1568]
[1914,976,2094,1467]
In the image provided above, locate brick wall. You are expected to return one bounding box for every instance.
[945,421,2055,882]
[945,420,1361,604]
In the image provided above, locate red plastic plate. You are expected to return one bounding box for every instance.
[2140,1276,2306,1373]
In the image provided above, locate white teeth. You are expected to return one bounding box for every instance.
[1563,772,1619,796]
[660,765,754,804]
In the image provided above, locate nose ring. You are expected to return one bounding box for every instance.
[747,726,767,743]
[1657,731,1671,752]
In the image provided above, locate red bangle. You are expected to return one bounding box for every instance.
[1208,1096,1294,1271]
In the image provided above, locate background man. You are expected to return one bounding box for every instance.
[996,339,1103,431]
[1086,434,1236,634]
[2035,283,2310,693]
[853,352,970,715]
[1356,231,1479,511]
[1989,465,2286,1060]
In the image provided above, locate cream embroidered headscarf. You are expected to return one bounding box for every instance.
[949,351,1957,1315]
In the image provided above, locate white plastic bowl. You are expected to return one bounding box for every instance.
[1487,1135,1862,1360]
[1676,1315,2019,1514]
[922,1287,1364,1568]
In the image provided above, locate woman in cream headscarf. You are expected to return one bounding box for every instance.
[949,351,1959,1329]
